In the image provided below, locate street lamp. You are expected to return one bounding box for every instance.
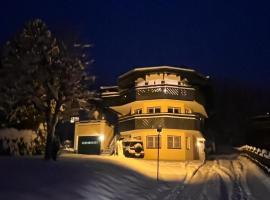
[157,125,162,181]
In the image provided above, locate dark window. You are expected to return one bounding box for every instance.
[168,107,180,114]
[168,107,173,113]
[147,107,161,114]
[174,108,180,113]
[155,107,161,113]
[147,108,154,114]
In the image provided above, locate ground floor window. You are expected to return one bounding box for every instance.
[146,135,161,149]
[167,135,181,149]
[186,137,191,150]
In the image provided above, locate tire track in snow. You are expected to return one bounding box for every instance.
[169,162,216,200]
[230,160,249,200]
[164,157,259,200]
[163,161,207,200]
[212,158,255,200]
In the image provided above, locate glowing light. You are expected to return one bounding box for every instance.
[163,88,167,93]
[99,134,105,142]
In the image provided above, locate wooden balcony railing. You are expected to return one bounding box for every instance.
[102,84,205,106]
[118,113,202,132]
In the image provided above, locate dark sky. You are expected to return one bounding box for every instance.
[1,0,270,87]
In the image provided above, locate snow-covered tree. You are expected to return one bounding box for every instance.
[0,19,93,160]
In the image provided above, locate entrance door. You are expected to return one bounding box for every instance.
[78,136,101,155]
[196,138,205,161]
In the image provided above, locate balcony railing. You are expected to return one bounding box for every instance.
[118,113,202,132]
[102,84,204,106]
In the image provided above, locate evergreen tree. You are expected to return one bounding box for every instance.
[0,19,93,160]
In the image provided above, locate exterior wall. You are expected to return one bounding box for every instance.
[74,120,114,151]
[121,129,203,161]
[130,99,199,114]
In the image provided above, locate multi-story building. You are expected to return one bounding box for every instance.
[100,66,209,161]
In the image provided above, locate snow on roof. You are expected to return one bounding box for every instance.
[119,66,196,80]
[100,85,119,90]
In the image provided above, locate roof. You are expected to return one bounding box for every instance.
[118,66,209,88]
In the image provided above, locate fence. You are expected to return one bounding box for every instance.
[238,145,270,174]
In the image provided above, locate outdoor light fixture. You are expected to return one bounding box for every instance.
[163,88,167,94]
[99,134,105,142]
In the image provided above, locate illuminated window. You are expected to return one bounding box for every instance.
[134,108,142,114]
[184,108,192,114]
[186,137,191,150]
[167,136,181,149]
[146,135,161,149]
[147,107,161,114]
[168,107,181,113]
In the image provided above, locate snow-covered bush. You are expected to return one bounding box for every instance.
[0,128,46,156]
[263,151,270,159]
[255,148,261,155]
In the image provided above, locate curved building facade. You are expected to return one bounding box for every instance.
[101,66,209,161]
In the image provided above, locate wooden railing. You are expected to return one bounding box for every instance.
[119,113,202,132]
[238,145,270,174]
[101,84,205,106]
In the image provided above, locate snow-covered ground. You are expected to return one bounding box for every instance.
[0,154,269,200]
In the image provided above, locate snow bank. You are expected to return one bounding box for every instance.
[0,128,36,143]
[0,154,202,200]
[0,154,269,200]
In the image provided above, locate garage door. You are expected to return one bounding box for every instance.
[78,136,101,155]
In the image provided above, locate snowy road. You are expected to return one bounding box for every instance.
[0,154,269,200]
[166,155,270,200]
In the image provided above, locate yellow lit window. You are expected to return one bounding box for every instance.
[186,137,191,150]
[146,135,161,149]
[184,108,192,114]
[167,136,181,149]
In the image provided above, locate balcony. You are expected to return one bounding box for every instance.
[102,84,204,106]
[118,113,202,132]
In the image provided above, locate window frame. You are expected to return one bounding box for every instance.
[168,107,181,114]
[146,135,162,149]
[167,135,181,149]
[147,107,161,114]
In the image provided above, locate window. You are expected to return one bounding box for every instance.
[168,107,181,114]
[186,137,191,150]
[167,136,181,149]
[184,108,192,114]
[146,135,161,149]
[134,108,142,114]
[155,107,161,113]
[147,107,161,114]
[148,107,154,114]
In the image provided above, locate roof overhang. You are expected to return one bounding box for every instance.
[118,66,209,88]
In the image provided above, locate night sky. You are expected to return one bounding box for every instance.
[1,0,270,88]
